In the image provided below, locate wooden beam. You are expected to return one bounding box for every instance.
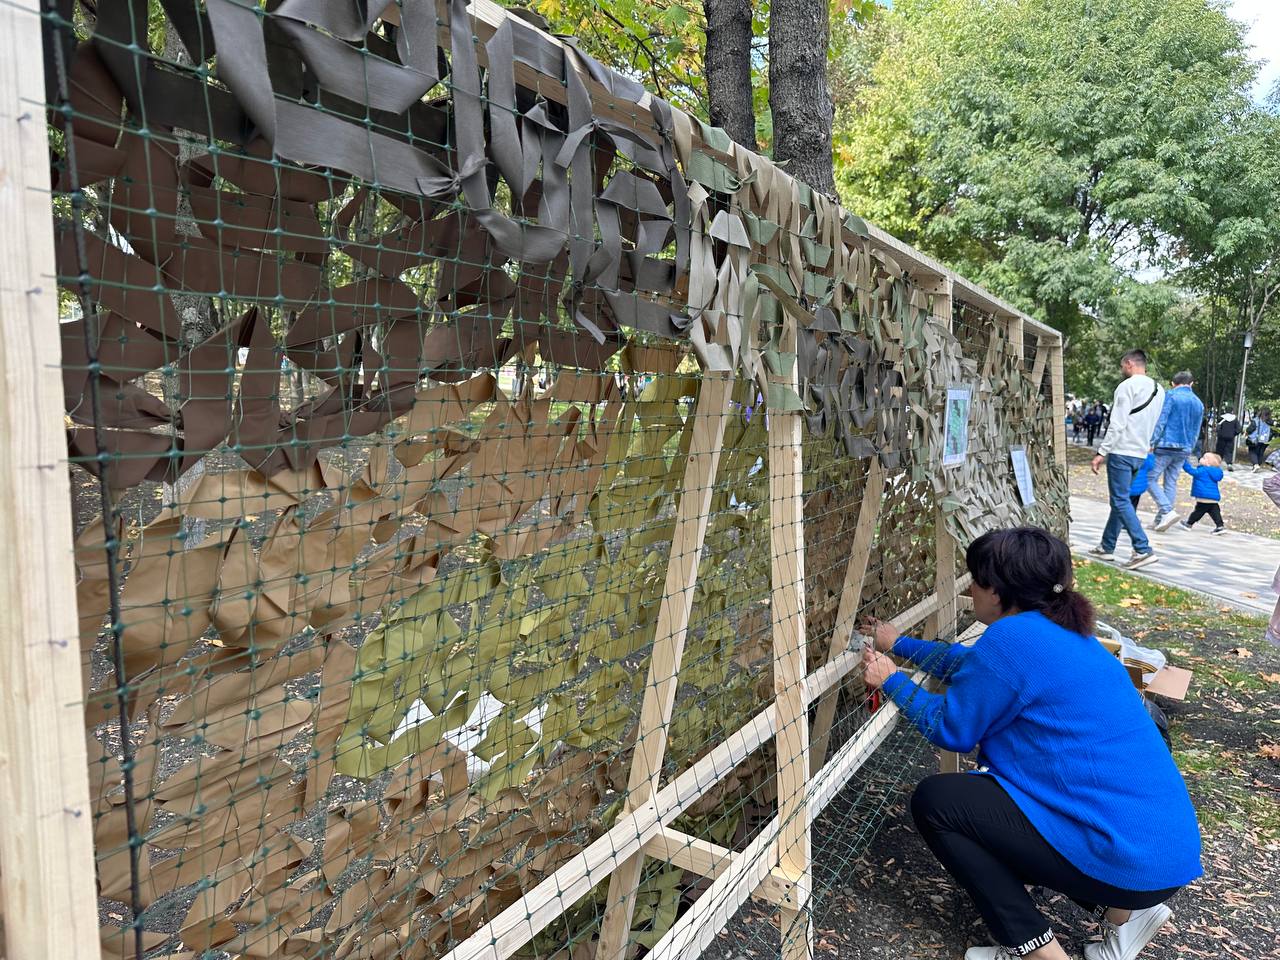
[0,3,102,958]
[800,576,972,705]
[1004,313,1026,370]
[929,280,961,775]
[596,373,734,960]
[1050,342,1067,471]
[809,458,885,773]
[768,314,812,960]
[639,828,797,907]
[1030,337,1049,394]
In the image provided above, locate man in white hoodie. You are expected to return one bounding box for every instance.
[1089,350,1165,569]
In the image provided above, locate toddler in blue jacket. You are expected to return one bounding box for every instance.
[1180,453,1226,533]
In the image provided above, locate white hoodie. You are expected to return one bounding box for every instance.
[1099,373,1164,460]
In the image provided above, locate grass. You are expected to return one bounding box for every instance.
[1081,560,1280,849]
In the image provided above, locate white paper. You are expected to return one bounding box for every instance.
[942,387,972,467]
[1010,445,1036,505]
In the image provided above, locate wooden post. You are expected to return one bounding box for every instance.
[809,457,885,774]
[768,315,811,960]
[1005,312,1026,371]
[596,373,734,960]
[1050,341,1067,470]
[0,3,103,957]
[928,279,961,775]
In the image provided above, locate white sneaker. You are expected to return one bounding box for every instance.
[964,947,1019,960]
[1154,512,1180,532]
[1087,546,1116,561]
[1084,904,1172,960]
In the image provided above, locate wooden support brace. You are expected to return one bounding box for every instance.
[0,4,103,958]
[1050,342,1067,471]
[809,457,886,773]
[768,314,812,960]
[1030,337,1049,394]
[641,829,797,907]
[596,373,735,960]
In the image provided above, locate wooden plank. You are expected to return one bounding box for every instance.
[1005,313,1026,371]
[768,314,811,960]
[801,576,971,704]
[928,280,961,776]
[809,458,885,773]
[0,4,103,958]
[1050,342,1067,471]
[596,373,735,960]
[641,828,799,905]
[1030,337,1049,394]
[440,578,963,960]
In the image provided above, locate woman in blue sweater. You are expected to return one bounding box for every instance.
[861,527,1201,960]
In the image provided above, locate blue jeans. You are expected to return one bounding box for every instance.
[1148,448,1190,515]
[1101,454,1152,554]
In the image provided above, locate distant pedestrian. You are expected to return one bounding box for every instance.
[1089,350,1164,569]
[1262,471,1280,648]
[1246,408,1272,471]
[1147,371,1204,531]
[1084,404,1103,446]
[1129,452,1156,510]
[1072,411,1084,443]
[1214,412,1240,470]
[1178,454,1226,534]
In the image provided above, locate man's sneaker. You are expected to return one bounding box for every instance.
[1178,521,1193,530]
[1124,551,1159,570]
[1212,525,1227,535]
[1154,512,1181,532]
[1087,546,1117,561]
[1084,903,1172,960]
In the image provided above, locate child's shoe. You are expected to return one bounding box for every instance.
[1178,521,1193,530]
[1212,525,1227,535]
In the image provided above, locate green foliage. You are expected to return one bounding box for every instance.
[524,0,876,148]
[833,0,1260,339]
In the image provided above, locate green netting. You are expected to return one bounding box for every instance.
[25,0,1068,957]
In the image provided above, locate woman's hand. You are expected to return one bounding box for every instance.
[862,645,898,689]
[860,616,899,653]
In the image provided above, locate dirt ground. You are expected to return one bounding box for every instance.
[711,561,1280,960]
[1066,443,1280,541]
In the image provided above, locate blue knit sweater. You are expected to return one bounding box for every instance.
[882,611,1202,891]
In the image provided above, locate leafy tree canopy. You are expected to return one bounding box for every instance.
[834,0,1260,338]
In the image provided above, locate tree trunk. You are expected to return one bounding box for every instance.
[768,0,837,198]
[703,0,758,151]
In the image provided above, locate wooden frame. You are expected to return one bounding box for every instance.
[0,2,103,957]
[8,0,1066,953]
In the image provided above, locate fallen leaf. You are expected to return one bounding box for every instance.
[1227,647,1253,658]
[1119,596,1146,608]
[1262,673,1280,683]
[1260,743,1280,761]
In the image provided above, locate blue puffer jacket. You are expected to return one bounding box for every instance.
[1183,461,1223,501]
[1151,386,1205,451]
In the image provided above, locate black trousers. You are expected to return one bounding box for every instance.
[911,774,1179,956]
[1185,502,1223,527]
[1247,442,1268,466]
[1129,494,1142,509]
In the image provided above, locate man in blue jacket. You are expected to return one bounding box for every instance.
[1148,371,1205,531]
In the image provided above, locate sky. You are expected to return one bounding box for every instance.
[1229,0,1280,102]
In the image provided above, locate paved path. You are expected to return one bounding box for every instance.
[1069,495,1280,615]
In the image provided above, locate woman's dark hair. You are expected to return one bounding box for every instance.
[965,527,1095,636]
